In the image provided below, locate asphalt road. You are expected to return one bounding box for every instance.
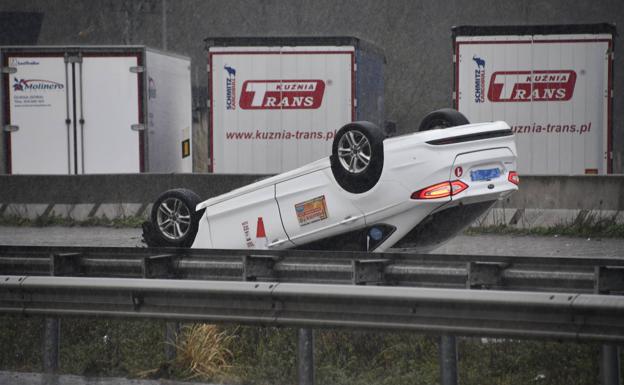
[0,226,623,257]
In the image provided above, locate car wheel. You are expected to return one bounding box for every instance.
[418,108,469,131]
[331,121,385,194]
[145,188,202,247]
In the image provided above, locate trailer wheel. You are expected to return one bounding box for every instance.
[418,108,469,131]
[144,189,202,247]
[330,121,385,194]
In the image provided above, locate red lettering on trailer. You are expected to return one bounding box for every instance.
[487,70,576,102]
[239,80,325,109]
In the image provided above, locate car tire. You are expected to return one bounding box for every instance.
[330,121,385,194]
[144,188,202,248]
[418,108,469,131]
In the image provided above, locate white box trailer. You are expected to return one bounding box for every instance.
[206,37,385,174]
[0,46,192,174]
[453,24,615,175]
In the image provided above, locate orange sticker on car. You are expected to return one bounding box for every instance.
[295,195,328,226]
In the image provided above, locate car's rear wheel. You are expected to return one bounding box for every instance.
[143,188,202,247]
[418,108,469,131]
[331,121,385,194]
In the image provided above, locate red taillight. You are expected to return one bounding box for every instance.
[412,182,452,199]
[450,180,469,194]
[508,171,520,185]
[411,180,469,200]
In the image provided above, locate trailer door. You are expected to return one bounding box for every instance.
[209,46,354,174]
[454,30,613,175]
[6,56,71,174]
[79,55,142,173]
[5,52,143,174]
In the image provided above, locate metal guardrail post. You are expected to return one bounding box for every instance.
[296,253,315,385]
[600,345,622,385]
[42,318,60,374]
[164,322,179,362]
[595,266,623,385]
[142,254,180,361]
[437,262,497,385]
[298,328,315,385]
[42,253,71,374]
[439,335,458,385]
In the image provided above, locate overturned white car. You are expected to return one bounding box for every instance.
[143,109,518,252]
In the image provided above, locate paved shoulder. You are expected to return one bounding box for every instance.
[432,234,624,257]
[1,226,623,257]
[0,226,143,247]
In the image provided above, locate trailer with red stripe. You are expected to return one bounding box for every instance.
[205,37,385,174]
[453,24,615,175]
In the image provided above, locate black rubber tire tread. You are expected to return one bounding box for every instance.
[418,108,470,131]
[330,121,385,194]
[144,188,202,248]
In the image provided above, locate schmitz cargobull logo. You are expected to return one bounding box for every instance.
[224,65,236,110]
[239,80,325,109]
[473,55,486,103]
[488,70,577,102]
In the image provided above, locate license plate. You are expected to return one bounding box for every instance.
[470,168,500,181]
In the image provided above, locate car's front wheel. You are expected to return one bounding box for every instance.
[418,108,469,131]
[330,121,385,194]
[143,188,202,247]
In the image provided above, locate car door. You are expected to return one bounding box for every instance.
[202,184,292,250]
[275,168,366,246]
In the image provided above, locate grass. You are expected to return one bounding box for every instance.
[467,223,624,238]
[1,316,621,385]
[0,316,166,376]
[468,211,624,238]
[171,324,234,381]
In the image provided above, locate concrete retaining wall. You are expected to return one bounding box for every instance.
[482,175,624,227]
[1,174,623,227]
[0,174,267,204]
[0,173,267,222]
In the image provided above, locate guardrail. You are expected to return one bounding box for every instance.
[2,275,624,342]
[1,245,624,341]
[1,246,623,293]
[1,245,623,385]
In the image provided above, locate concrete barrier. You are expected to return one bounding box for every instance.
[0,174,622,227]
[505,175,624,210]
[482,175,624,228]
[0,174,268,204]
[0,174,267,222]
